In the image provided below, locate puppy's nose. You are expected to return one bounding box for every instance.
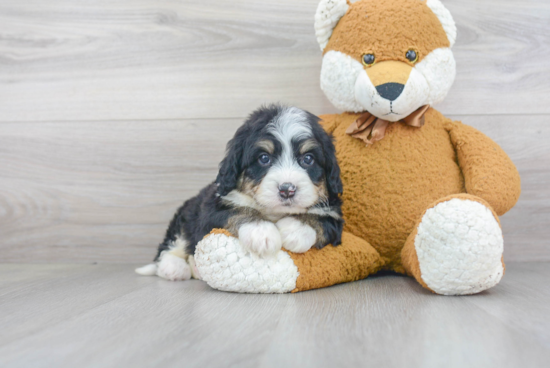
[376,83,405,101]
[278,183,296,199]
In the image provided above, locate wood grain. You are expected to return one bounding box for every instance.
[0,119,240,262]
[0,0,549,122]
[0,263,549,368]
[0,115,548,263]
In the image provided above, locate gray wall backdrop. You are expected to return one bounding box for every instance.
[0,0,548,263]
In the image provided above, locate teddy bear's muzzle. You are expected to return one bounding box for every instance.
[355,61,429,122]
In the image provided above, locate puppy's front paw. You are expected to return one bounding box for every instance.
[276,217,317,253]
[238,221,282,257]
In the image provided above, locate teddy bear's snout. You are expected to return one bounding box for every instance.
[365,60,412,102]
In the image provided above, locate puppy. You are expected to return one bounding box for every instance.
[136,105,344,281]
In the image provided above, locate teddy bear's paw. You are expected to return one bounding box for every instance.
[276,217,317,253]
[415,199,504,295]
[194,232,298,294]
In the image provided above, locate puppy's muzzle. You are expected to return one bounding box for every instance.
[278,183,297,199]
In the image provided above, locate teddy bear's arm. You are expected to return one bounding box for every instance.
[448,122,521,216]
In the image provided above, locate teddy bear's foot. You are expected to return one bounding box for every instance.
[403,195,504,295]
[194,230,299,293]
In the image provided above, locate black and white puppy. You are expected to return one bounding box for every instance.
[136,105,344,281]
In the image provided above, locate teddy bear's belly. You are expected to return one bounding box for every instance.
[334,119,465,272]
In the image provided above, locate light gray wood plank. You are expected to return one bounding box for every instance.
[0,115,548,263]
[0,264,160,345]
[0,263,549,368]
[260,271,550,368]
[0,0,548,122]
[466,262,550,348]
[0,119,241,263]
[0,264,290,368]
[439,0,550,117]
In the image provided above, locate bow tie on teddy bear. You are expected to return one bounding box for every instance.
[346,105,431,146]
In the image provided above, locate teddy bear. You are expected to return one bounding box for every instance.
[192,0,521,295]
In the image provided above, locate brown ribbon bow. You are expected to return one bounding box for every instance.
[346,105,431,146]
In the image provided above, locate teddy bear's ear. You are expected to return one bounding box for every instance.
[426,0,457,47]
[314,0,350,51]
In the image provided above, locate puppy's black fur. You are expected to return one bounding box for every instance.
[153,104,344,261]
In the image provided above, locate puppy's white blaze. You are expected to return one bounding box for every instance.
[268,107,312,168]
[277,217,317,254]
[269,107,312,145]
[258,107,318,212]
[238,221,282,257]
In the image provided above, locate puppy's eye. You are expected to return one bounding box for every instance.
[406,49,419,63]
[258,153,271,166]
[301,154,315,167]
[362,53,375,66]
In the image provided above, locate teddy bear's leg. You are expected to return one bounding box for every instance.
[401,194,505,295]
[194,229,384,293]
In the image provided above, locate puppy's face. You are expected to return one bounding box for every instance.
[217,106,342,215]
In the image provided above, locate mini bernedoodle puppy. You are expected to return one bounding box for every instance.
[136,105,344,281]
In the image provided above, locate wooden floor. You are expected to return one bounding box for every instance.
[1,263,549,368]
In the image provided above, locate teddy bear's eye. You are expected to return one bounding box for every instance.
[362,53,375,66]
[406,49,419,63]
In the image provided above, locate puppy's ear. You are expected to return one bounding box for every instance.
[216,126,248,196]
[323,135,343,201]
[307,112,343,201]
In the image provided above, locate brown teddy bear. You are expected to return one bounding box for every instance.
[192,0,521,295]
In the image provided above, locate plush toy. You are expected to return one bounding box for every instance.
[193,0,521,295]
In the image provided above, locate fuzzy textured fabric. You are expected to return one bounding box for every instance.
[319,108,520,272]
[194,0,521,295]
[195,230,299,294]
[324,0,450,64]
[287,231,384,292]
[401,193,505,294]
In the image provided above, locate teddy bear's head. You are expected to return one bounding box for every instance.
[316,0,457,122]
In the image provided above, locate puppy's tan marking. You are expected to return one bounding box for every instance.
[256,139,275,154]
[299,139,319,154]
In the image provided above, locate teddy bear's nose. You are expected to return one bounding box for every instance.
[376,83,405,101]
